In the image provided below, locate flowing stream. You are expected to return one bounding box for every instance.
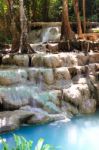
[1,111,99,150]
[28,26,61,43]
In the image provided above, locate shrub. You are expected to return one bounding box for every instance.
[0,134,55,150]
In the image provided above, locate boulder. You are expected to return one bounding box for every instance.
[31,53,45,67]
[77,53,89,66]
[0,69,27,85]
[63,85,82,106]
[0,110,34,133]
[40,68,54,85]
[77,84,90,100]
[2,55,29,67]
[0,85,38,109]
[13,55,29,66]
[20,106,67,124]
[59,53,78,67]
[61,101,79,115]
[54,67,71,80]
[89,53,99,63]
[79,99,96,114]
[43,54,62,68]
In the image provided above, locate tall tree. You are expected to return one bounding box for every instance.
[18,0,35,53]
[61,0,75,41]
[42,0,50,21]
[73,0,82,35]
[83,0,86,33]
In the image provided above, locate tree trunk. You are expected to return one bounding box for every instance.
[10,0,20,52]
[83,0,86,33]
[18,0,35,53]
[31,0,36,21]
[61,0,75,41]
[42,0,50,21]
[73,0,82,35]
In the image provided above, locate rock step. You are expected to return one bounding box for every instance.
[0,64,98,86]
[0,84,96,115]
[1,52,99,67]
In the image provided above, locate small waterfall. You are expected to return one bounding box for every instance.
[42,27,61,43]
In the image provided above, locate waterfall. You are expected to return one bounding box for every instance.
[42,27,61,43]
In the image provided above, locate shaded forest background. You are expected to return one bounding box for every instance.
[0,0,99,45]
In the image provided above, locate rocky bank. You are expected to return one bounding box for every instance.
[0,52,99,133]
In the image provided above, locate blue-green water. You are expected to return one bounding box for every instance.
[1,112,99,150]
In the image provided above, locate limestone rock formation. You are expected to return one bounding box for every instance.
[0,52,98,133]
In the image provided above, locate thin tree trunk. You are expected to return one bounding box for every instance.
[73,0,82,35]
[61,0,75,41]
[83,0,86,33]
[42,0,50,21]
[19,0,35,53]
[11,0,20,51]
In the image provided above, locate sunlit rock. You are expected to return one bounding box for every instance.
[73,77,88,84]
[59,53,78,67]
[77,84,90,100]
[89,53,99,63]
[43,54,62,68]
[2,55,29,66]
[2,55,13,65]
[54,67,71,80]
[63,85,82,106]
[77,53,88,66]
[0,110,34,133]
[31,53,45,67]
[13,55,29,66]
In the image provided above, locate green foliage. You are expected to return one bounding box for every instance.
[0,135,55,150]
[0,0,8,16]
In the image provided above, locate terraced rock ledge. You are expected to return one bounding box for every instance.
[0,52,99,133]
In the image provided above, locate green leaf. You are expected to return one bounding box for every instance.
[35,138,44,150]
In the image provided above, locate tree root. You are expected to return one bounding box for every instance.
[58,40,99,53]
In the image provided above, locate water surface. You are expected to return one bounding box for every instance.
[0,112,99,150]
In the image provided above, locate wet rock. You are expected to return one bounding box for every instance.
[0,85,62,111]
[20,106,66,124]
[0,110,34,133]
[61,101,79,115]
[41,68,54,85]
[28,68,54,85]
[0,85,38,109]
[0,69,27,85]
[79,99,96,114]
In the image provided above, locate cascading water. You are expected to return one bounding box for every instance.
[42,27,61,43]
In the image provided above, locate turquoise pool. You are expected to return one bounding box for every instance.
[0,112,99,150]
